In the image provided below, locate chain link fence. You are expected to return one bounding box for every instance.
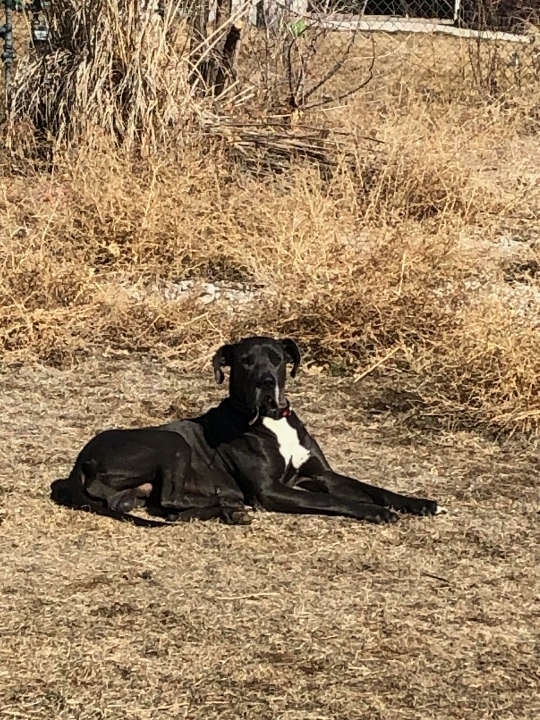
[2,2,540,95]
[310,1,539,27]
[292,0,540,93]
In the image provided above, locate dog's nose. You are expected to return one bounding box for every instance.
[259,373,275,390]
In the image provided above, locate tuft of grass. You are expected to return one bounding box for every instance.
[8,0,195,153]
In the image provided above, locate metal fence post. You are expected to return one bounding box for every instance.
[1,0,15,110]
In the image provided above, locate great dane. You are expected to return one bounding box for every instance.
[51,336,439,525]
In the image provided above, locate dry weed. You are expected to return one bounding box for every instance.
[7,0,195,152]
[1,21,540,718]
[1,22,540,437]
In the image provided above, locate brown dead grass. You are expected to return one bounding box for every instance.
[1,359,539,719]
[0,12,540,720]
[1,13,540,720]
[2,19,540,440]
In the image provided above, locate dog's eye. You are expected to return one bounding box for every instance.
[268,350,282,366]
[242,354,255,366]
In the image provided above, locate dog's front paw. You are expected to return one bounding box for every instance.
[371,508,399,524]
[400,498,439,516]
[221,509,253,526]
[418,499,439,516]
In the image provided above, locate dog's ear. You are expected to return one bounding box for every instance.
[281,338,301,378]
[212,344,233,384]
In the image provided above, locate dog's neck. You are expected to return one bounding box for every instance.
[223,397,291,425]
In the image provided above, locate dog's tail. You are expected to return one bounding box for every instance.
[50,468,170,528]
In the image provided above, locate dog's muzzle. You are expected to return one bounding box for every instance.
[253,375,289,421]
[258,394,289,420]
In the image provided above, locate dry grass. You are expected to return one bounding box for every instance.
[2,89,540,434]
[1,359,539,719]
[1,14,540,428]
[2,9,540,719]
[1,9,539,436]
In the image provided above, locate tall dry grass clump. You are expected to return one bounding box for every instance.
[1,7,540,438]
[8,0,196,152]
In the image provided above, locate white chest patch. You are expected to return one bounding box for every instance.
[262,417,310,470]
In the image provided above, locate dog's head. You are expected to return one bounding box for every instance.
[212,336,301,421]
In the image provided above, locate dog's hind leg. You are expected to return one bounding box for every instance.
[108,483,154,513]
[51,472,168,527]
[84,474,153,514]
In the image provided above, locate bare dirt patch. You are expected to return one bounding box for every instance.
[1,358,539,719]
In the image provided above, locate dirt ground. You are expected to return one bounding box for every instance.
[0,357,539,720]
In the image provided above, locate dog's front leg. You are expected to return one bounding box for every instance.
[319,472,439,516]
[256,479,398,524]
[297,436,438,517]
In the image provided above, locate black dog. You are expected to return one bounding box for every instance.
[52,336,439,525]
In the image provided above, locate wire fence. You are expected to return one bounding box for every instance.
[3,1,540,83]
[218,0,540,101]
[284,0,540,97]
[306,1,539,30]
[224,0,540,105]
